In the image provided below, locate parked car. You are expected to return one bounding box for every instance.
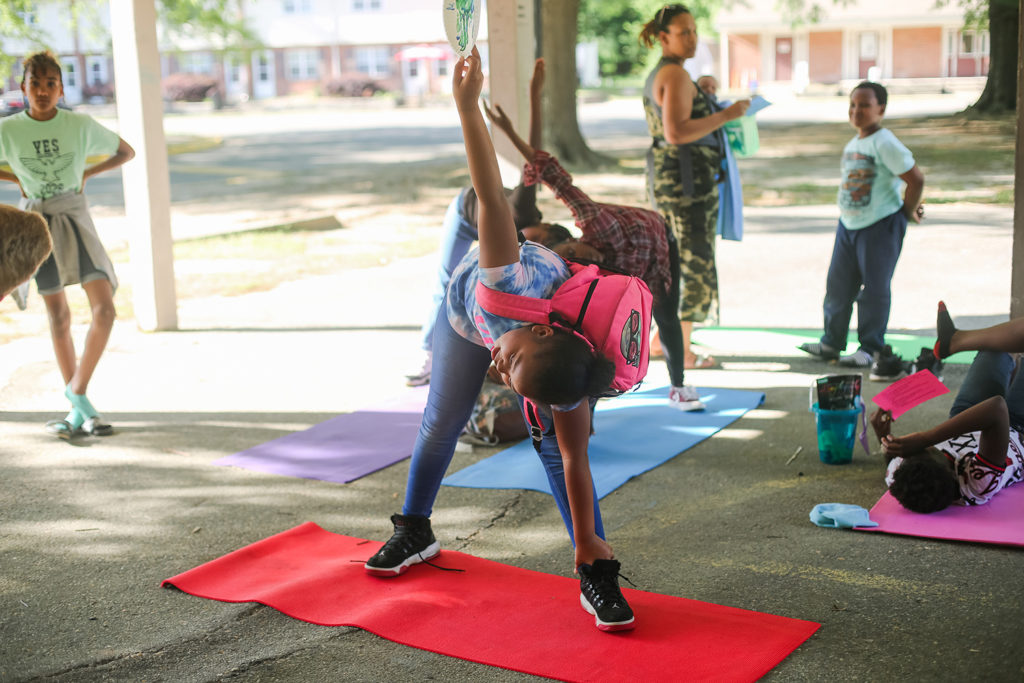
[0,90,26,117]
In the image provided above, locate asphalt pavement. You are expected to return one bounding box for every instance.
[1,94,1021,682]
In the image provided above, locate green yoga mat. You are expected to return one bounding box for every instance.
[691,327,972,365]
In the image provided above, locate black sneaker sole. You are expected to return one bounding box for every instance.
[364,541,441,577]
[579,593,635,632]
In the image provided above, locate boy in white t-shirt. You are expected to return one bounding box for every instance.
[870,303,1024,512]
[800,81,925,378]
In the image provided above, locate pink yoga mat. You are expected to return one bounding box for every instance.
[163,523,819,682]
[862,487,1024,547]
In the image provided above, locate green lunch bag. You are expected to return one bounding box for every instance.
[724,115,759,158]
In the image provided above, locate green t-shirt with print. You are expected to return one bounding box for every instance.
[0,108,120,199]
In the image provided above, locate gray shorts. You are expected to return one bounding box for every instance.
[34,220,111,296]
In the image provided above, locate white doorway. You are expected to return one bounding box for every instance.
[252,50,276,100]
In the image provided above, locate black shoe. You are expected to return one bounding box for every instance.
[364,514,440,577]
[907,346,944,381]
[870,345,905,382]
[578,559,635,632]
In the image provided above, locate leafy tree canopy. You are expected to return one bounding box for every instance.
[578,0,721,79]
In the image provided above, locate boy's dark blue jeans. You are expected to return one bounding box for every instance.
[821,209,907,355]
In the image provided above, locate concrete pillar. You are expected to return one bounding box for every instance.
[485,0,537,185]
[109,0,178,331]
[1012,0,1024,318]
[719,30,730,90]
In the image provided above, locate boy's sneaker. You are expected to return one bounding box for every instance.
[669,385,705,412]
[364,514,441,577]
[578,559,635,632]
[798,342,839,361]
[907,346,944,382]
[10,281,30,311]
[838,349,873,368]
[405,352,432,387]
[869,345,906,381]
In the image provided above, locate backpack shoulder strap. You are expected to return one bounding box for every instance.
[475,282,554,325]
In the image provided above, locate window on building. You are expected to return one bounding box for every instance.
[436,59,448,78]
[960,30,990,56]
[354,47,390,77]
[286,49,320,80]
[18,10,36,24]
[352,0,382,11]
[85,56,107,85]
[180,52,215,75]
[62,61,78,88]
[256,53,272,83]
[283,0,312,13]
[858,32,878,60]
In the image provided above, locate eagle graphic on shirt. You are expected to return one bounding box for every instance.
[20,151,75,197]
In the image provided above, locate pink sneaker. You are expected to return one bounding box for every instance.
[669,386,705,412]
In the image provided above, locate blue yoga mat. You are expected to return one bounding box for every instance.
[442,385,765,499]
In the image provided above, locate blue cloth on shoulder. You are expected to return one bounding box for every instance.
[809,503,879,529]
[714,97,744,242]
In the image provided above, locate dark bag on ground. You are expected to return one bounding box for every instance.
[460,376,529,446]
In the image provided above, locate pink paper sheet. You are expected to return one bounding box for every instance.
[871,370,949,420]
[861,487,1024,547]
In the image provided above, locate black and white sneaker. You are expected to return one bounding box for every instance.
[578,559,635,632]
[870,345,906,382]
[364,514,441,577]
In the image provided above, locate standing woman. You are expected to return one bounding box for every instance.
[639,5,748,380]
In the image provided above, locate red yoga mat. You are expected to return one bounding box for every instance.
[163,523,819,682]
[863,486,1024,547]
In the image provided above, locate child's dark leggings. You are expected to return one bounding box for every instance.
[652,223,685,387]
[950,351,1024,430]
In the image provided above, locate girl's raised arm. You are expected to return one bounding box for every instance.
[453,48,519,269]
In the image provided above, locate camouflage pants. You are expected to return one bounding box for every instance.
[653,188,719,324]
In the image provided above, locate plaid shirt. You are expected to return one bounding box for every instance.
[523,151,671,296]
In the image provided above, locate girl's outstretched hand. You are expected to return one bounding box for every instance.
[482,100,513,136]
[453,46,484,112]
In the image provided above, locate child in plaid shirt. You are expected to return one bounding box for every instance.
[485,59,700,410]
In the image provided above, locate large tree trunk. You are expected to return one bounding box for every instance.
[969,0,1019,113]
[539,0,611,167]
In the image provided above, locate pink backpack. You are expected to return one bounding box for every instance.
[475,261,652,396]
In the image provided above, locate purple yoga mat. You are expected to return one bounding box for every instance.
[213,387,428,484]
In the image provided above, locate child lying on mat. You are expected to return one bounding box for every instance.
[0,204,52,300]
[870,303,1023,512]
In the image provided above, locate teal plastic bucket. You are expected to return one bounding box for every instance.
[811,401,862,465]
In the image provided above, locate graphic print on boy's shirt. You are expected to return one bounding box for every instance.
[840,152,876,209]
[20,138,74,198]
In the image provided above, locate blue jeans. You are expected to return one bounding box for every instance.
[403,299,605,544]
[821,210,907,355]
[950,351,1024,430]
[419,189,478,351]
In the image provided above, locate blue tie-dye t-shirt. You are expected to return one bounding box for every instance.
[446,241,569,349]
